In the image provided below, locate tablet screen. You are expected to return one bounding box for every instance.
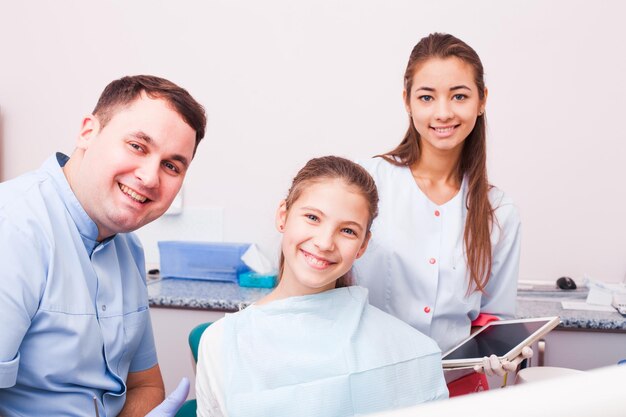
[442,320,550,360]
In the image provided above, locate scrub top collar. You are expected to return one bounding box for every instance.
[46,153,112,255]
[408,168,468,209]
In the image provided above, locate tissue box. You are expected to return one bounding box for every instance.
[238,271,278,288]
[158,241,251,282]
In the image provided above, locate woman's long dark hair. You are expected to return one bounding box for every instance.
[380,33,494,293]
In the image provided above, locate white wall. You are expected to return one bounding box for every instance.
[1,0,625,283]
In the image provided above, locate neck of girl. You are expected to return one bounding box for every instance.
[256,276,335,306]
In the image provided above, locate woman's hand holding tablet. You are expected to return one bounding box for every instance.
[441,317,560,372]
[474,346,534,377]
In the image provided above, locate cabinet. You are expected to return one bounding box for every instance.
[150,307,226,398]
[483,328,625,389]
[532,328,626,370]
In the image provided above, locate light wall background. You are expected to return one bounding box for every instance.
[1,0,625,284]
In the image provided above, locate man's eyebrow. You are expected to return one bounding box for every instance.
[129,131,190,168]
[170,154,189,168]
[130,131,154,144]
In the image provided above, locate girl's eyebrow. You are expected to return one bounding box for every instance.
[299,206,365,231]
[341,220,365,232]
[299,206,323,214]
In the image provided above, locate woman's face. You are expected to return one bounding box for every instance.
[404,57,486,156]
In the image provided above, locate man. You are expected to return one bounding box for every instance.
[0,75,206,416]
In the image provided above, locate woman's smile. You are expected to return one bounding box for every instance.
[430,124,459,138]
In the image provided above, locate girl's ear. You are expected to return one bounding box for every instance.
[355,231,371,259]
[275,200,288,233]
[76,114,101,150]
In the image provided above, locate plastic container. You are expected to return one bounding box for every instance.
[158,241,251,282]
[238,271,278,288]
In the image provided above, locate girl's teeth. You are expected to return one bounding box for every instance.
[305,252,329,267]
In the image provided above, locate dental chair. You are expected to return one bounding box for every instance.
[514,366,583,384]
[175,322,212,417]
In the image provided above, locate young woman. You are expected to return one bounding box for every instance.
[195,156,448,417]
[353,33,528,394]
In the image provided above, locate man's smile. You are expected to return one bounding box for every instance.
[118,183,149,203]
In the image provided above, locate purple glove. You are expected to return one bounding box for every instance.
[145,378,190,417]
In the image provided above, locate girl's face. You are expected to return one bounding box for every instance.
[404,57,486,155]
[276,179,370,297]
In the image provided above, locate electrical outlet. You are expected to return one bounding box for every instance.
[165,187,183,216]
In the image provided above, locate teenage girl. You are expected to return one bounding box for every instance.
[353,33,530,394]
[196,156,448,417]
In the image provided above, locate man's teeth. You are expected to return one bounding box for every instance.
[119,184,148,203]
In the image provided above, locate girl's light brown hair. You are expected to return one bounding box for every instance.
[278,156,379,288]
[379,32,493,293]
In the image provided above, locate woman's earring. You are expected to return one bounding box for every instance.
[279,224,284,231]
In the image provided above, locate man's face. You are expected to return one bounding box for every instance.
[70,93,196,240]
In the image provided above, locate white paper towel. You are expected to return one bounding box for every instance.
[584,275,626,306]
[241,244,275,274]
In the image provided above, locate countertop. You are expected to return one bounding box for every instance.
[147,276,272,311]
[516,288,626,331]
[147,277,626,331]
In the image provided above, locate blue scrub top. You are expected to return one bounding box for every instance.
[0,153,158,416]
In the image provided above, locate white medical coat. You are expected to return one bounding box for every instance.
[354,158,521,352]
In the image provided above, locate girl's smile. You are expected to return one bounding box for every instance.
[300,248,335,270]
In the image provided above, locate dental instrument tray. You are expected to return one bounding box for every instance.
[442,316,560,369]
[158,241,252,282]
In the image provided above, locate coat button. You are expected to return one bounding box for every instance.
[101,304,107,311]
[434,210,440,217]
[429,258,436,264]
[424,306,431,313]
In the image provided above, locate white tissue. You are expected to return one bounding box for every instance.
[241,244,274,275]
[583,275,626,306]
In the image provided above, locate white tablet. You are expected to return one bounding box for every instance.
[442,316,560,369]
